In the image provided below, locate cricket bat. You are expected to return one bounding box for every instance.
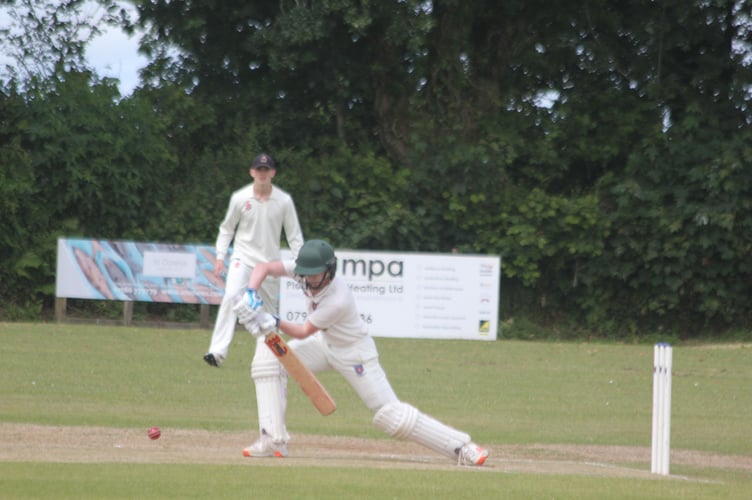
[263,332,337,416]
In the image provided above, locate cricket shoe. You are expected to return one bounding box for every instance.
[243,434,288,458]
[203,353,224,367]
[457,442,489,466]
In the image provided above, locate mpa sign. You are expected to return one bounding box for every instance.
[280,250,500,341]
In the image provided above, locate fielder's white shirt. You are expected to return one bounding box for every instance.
[215,184,304,264]
[283,260,369,347]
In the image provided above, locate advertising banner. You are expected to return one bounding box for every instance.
[57,239,500,340]
[279,250,500,341]
[56,238,225,304]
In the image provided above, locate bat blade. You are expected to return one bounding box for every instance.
[264,333,336,416]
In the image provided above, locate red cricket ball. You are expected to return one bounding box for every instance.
[148,426,161,440]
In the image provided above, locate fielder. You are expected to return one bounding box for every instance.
[203,153,304,448]
[233,239,489,466]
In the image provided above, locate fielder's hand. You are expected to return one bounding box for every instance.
[232,288,264,326]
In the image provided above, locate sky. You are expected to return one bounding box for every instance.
[86,24,147,95]
[0,2,147,96]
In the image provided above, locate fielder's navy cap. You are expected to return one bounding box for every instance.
[252,153,275,169]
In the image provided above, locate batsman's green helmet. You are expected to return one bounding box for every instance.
[295,240,337,276]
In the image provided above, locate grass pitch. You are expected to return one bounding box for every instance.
[1,322,750,498]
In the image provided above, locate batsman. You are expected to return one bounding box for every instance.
[233,239,489,465]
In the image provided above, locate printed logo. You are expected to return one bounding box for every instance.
[353,364,365,376]
[480,263,494,277]
[478,320,490,333]
[244,200,253,211]
[340,257,404,281]
[265,334,288,357]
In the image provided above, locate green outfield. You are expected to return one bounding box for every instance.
[1,322,750,499]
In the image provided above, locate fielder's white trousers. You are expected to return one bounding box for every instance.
[207,258,279,360]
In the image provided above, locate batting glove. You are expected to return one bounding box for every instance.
[232,288,264,326]
[245,319,263,338]
[242,288,264,310]
[255,312,280,337]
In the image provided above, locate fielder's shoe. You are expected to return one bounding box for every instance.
[457,442,489,466]
[203,353,224,367]
[242,434,288,458]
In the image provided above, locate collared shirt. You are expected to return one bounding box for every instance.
[282,260,369,346]
[216,184,303,264]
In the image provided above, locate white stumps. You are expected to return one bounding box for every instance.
[651,343,672,475]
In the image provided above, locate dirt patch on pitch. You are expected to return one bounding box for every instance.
[1,423,749,479]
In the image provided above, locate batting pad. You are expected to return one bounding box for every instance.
[373,401,470,459]
[251,349,289,443]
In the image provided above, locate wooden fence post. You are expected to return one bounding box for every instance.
[55,298,66,323]
[200,304,210,329]
[123,301,133,326]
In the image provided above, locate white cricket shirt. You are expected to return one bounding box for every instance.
[215,184,304,264]
[283,260,369,347]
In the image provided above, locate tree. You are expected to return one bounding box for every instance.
[0,0,130,90]
[2,0,752,333]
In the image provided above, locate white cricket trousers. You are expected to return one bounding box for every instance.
[281,334,473,459]
[207,258,279,360]
[290,333,399,411]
